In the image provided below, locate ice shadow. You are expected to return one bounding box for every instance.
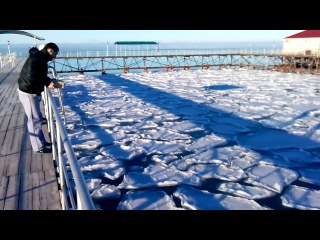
[96,74,320,153]
[204,84,243,91]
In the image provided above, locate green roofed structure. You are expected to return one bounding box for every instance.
[114,41,158,45]
[113,41,160,54]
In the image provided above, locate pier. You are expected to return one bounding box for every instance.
[0,58,62,210]
[51,51,320,75]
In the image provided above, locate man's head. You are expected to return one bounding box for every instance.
[45,42,59,59]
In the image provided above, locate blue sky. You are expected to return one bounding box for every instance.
[0,30,302,44]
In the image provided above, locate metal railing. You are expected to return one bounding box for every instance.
[0,52,16,68]
[55,48,320,58]
[8,48,320,60]
[43,66,95,210]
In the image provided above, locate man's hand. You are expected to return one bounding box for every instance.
[52,79,65,88]
[48,81,55,89]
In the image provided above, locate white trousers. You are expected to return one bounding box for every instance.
[17,89,46,152]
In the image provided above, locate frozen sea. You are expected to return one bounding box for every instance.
[52,67,320,210]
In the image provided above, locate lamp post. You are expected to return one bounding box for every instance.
[273,41,275,54]
[7,41,11,54]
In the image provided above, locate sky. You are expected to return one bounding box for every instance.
[46,66,320,210]
[0,30,303,45]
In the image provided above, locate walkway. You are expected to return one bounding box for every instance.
[0,58,62,210]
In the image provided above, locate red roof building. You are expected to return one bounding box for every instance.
[283,30,320,55]
[285,30,320,39]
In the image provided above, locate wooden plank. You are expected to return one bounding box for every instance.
[38,171,48,210]
[41,123,61,209]
[8,113,19,130]
[1,154,9,177]
[18,115,36,210]
[44,169,62,210]
[0,106,5,117]
[4,88,17,105]
[6,95,19,107]
[17,109,26,128]
[17,110,32,210]
[10,125,22,154]
[18,120,31,175]
[0,175,8,210]
[3,88,17,105]
[32,172,41,210]
[0,157,5,180]
[11,102,22,116]
[6,152,20,177]
[24,137,33,170]
[0,61,16,76]
[18,173,33,210]
[3,174,19,210]
[0,104,14,117]
[21,149,32,175]
[26,174,32,210]
[0,115,10,132]
[0,129,14,157]
[42,151,52,172]
[31,153,43,173]
[0,81,12,104]
[0,131,6,155]
[12,90,20,105]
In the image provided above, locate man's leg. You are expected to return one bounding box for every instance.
[18,90,46,152]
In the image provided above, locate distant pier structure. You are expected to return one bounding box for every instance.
[50,48,320,75]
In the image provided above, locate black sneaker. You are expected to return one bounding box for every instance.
[43,142,52,148]
[34,148,52,154]
[42,118,47,125]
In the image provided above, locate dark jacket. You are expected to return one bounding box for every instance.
[18,48,53,96]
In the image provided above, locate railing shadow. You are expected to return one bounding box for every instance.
[98,74,319,152]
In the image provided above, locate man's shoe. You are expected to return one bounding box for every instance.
[42,118,47,125]
[34,148,52,154]
[43,141,52,148]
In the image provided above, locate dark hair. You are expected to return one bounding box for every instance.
[45,42,59,52]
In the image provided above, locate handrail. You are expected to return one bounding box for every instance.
[0,52,16,68]
[54,48,320,58]
[43,66,95,210]
[8,48,320,61]
[48,66,66,124]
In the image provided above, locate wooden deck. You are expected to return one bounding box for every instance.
[0,58,62,210]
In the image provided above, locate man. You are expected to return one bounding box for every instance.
[17,42,59,154]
